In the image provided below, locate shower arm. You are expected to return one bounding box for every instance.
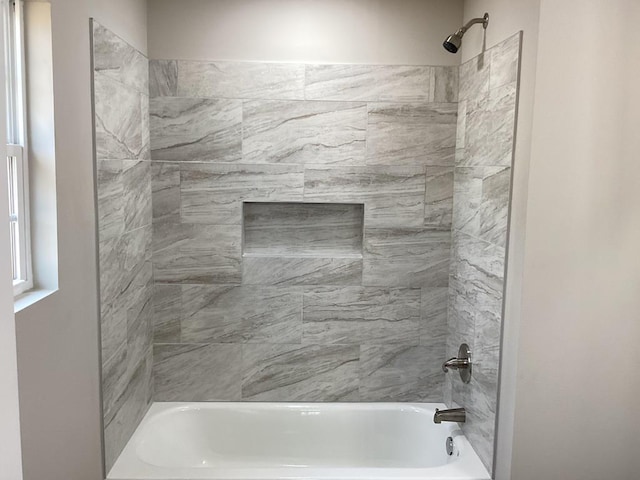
[456,13,489,36]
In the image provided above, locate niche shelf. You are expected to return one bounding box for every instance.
[242,202,364,258]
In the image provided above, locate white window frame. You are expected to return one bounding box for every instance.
[4,0,31,296]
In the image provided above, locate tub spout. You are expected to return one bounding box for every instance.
[434,408,466,424]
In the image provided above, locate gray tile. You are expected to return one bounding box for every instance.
[242,256,363,286]
[94,71,143,160]
[122,160,152,232]
[304,165,426,227]
[490,33,521,90]
[103,349,152,472]
[149,97,242,162]
[425,166,453,229]
[177,61,305,100]
[241,344,360,401]
[459,54,489,102]
[302,286,420,345]
[153,284,181,343]
[243,202,364,256]
[431,66,459,103]
[450,231,504,321]
[463,83,517,167]
[180,163,303,224]
[363,228,450,287]
[152,223,242,284]
[242,100,366,164]
[452,166,511,244]
[93,22,148,94]
[479,166,511,248]
[140,94,150,161]
[149,60,178,97]
[153,344,242,401]
[420,288,448,347]
[359,345,443,402]
[96,160,124,240]
[452,167,483,235]
[181,285,303,344]
[100,299,126,365]
[456,100,467,151]
[125,261,153,372]
[366,103,457,166]
[305,64,431,102]
[151,162,180,223]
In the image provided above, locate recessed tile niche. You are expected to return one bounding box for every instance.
[243,202,364,257]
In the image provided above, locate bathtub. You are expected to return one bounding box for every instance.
[108,402,490,480]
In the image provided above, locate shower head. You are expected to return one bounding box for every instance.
[443,13,489,54]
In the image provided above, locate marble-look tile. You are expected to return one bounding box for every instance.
[151,162,180,223]
[96,160,124,240]
[452,167,483,234]
[149,60,178,97]
[122,160,152,232]
[152,223,242,284]
[140,94,150,161]
[459,54,489,102]
[104,349,152,472]
[452,166,511,246]
[180,163,303,224]
[149,97,242,162]
[479,166,511,247]
[93,22,148,94]
[490,33,521,90]
[125,262,153,373]
[242,256,363,286]
[153,284,181,343]
[102,341,128,426]
[420,288,448,346]
[154,344,242,401]
[94,71,143,160]
[177,61,305,100]
[243,202,364,256]
[241,344,359,401]
[181,285,303,344]
[431,66,459,103]
[242,100,366,164]
[304,165,426,227]
[465,373,499,471]
[305,64,431,102]
[99,224,152,307]
[456,100,467,150]
[425,167,453,229]
[302,287,420,345]
[366,103,457,166]
[450,231,505,321]
[363,228,450,287]
[100,299,126,364]
[464,83,517,167]
[359,345,443,402]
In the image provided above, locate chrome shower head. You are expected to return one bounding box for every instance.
[442,13,489,54]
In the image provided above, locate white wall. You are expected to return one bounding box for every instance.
[89,0,147,54]
[0,3,24,479]
[460,1,541,476]
[510,0,640,478]
[147,0,463,65]
[15,1,102,480]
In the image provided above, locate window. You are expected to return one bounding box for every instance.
[3,0,31,296]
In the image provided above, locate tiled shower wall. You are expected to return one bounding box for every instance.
[149,61,459,402]
[445,33,521,471]
[92,23,153,471]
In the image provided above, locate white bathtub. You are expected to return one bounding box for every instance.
[108,402,490,480]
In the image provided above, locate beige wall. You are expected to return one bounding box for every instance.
[90,0,147,54]
[147,0,463,65]
[510,0,640,478]
[15,1,103,480]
